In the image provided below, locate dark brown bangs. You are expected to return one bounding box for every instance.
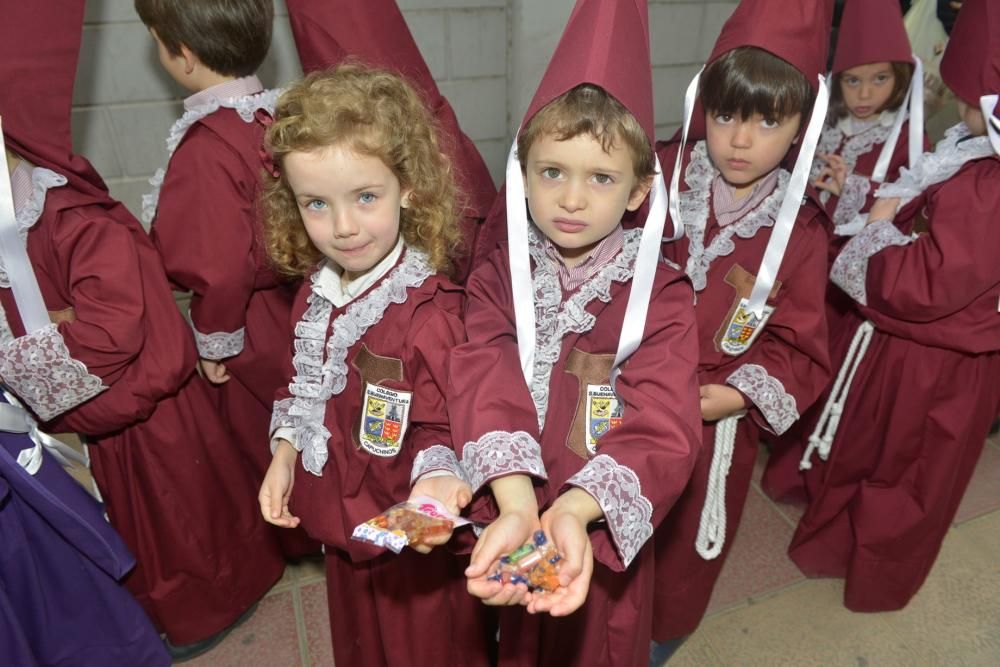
[700,46,813,121]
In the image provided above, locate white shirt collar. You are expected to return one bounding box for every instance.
[314,237,405,308]
[184,75,264,111]
[837,109,898,135]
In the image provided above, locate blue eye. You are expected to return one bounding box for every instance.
[305,199,326,211]
[542,167,562,180]
[358,192,377,204]
[593,173,614,185]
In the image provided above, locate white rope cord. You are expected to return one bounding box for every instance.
[799,320,875,470]
[695,411,744,560]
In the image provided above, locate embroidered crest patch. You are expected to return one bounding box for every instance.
[359,383,411,457]
[719,298,774,356]
[586,384,623,454]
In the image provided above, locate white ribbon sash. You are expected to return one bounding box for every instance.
[871,55,925,183]
[0,393,87,475]
[980,94,1000,156]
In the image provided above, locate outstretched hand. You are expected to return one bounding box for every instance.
[408,474,473,553]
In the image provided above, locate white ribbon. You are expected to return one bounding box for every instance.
[0,393,87,475]
[980,94,1000,156]
[695,410,745,560]
[504,134,536,386]
[668,67,705,241]
[872,55,925,183]
[746,75,830,317]
[0,120,50,334]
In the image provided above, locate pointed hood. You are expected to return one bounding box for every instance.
[832,0,912,74]
[0,0,111,202]
[286,0,495,218]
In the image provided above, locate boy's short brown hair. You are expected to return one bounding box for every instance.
[828,62,914,121]
[517,84,656,183]
[135,0,273,78]
[700,46,813,124]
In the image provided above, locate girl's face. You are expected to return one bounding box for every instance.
[839,62,896,121]
[284,145,411,282]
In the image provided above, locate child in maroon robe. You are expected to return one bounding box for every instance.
[650,0,834,657]
[0,0,284,659]
[135,0,318,557]
[788,0,1000,613]
[448,2,702,665]
[257,64,494,667]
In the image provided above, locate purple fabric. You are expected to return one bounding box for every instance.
[0,405,169,667]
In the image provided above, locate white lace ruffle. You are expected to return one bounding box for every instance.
[192,324,245,360]
[286,248,434,476]
[832,173,872,230]
[141,88,281,225]
[830,219,914,306]
[460,430,547,493]
[0,323,106,421]
[411,444,468,485]
[526,226,641,430]
[876,123,994,205]
[726,363,799,434]
[681,142,790,292]
[0,169,68,289]
[0,302,14,349]
[269,398,297,452]
[566,453,653,568]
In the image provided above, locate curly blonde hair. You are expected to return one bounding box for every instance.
[262,63,462,277]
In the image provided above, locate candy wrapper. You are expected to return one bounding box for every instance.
[487,530,563,593]
[351,496,471,553]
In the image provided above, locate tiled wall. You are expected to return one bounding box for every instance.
[73,0,735,224]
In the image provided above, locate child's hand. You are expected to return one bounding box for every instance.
[527,489,599,616]
[700,384,747,421]
[200,358,231,384]
[407,474,472,553]
[259,440,300,528]
[465,508,540,606]
[814,153,848,197]
[867,197,901,225]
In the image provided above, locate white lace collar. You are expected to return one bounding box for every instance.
[288,245,435,475]
[836,109,897,135]
[525,225,642,430]
[876,123,994,203]
[0,167,67,289]
[141,87,281,225]
[680,141,790,292]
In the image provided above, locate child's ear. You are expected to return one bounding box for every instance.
[400,187,414,209]
[626,176,654,212]
[180,44,197,75]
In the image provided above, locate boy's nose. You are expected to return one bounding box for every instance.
[731,122,752,148]
[559,180,587,212]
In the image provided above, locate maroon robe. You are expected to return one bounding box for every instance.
[449,229,702,667]
[149,107,318,558]
[788,154,1000,612]
[0,179,284,644]
[274,252,493,667]
[651,140,831,640]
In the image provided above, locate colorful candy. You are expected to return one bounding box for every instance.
[352,497,469,553]
[487,531,563,592]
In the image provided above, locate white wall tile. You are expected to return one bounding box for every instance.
[403,11,449,80]
[107,177,157,227]
[653,64,703,126]
[449,10,507,79]
[399,0,505,9]
[72,107,121,178]
[75,23,182,105]
[650,2,705,66]
[107,102,184,177]
[439,77,507,141]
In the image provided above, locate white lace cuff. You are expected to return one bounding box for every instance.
[192,324,245,360]
[460,430,547,493]
[269,398,297,453]
[411,444,467,485]
[726,363,799,435]
[271,427,298,454]
[832,174,871,229]
[830,219,913,306]
[0,324,106,421]
[566,454,653,568]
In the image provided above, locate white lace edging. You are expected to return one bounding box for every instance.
[411,445,468,485]
[269,398,297,453]
[681,141,790,292]
[460,430,547,493]
[0,168,68,289]
[286,248,434,476]
[192,324,246,360]
[726,363,798,435]
[566,454,653,568]
[141,88,281,225]
[830,219,914,306]
[832,173,872,230]
[0,324,106,421]
[526,226,641,430]
[876,123,994,205]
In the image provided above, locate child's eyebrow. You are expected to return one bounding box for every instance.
[533,157,624,176]
[350,183,385,194]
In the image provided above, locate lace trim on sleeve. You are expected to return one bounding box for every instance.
[192,324,246,360]
[460,430,547,493]
[141,88,282,225]
[411,445,468,485]
[726,363,799,435]
[832,173,872,231]
[0,324,106,421]
[0,169,68,289]
[566,454,653,568]
[830,219,913,306]
[269,397,296,443]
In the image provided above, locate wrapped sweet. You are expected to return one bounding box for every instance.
[352,496,469,553]
[487,530,563,592]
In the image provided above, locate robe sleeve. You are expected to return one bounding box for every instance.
[832,159,1000,320]
[564,271,702,571]
[150,125,257,360]
[724,220,832,436]
[447,251,548,495]
[0,214,154,421]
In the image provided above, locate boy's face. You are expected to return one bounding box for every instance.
[524,132,649,267]
[957,100,988,136]
[705,110,801,194]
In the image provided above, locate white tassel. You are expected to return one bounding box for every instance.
[695,412,744,560]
